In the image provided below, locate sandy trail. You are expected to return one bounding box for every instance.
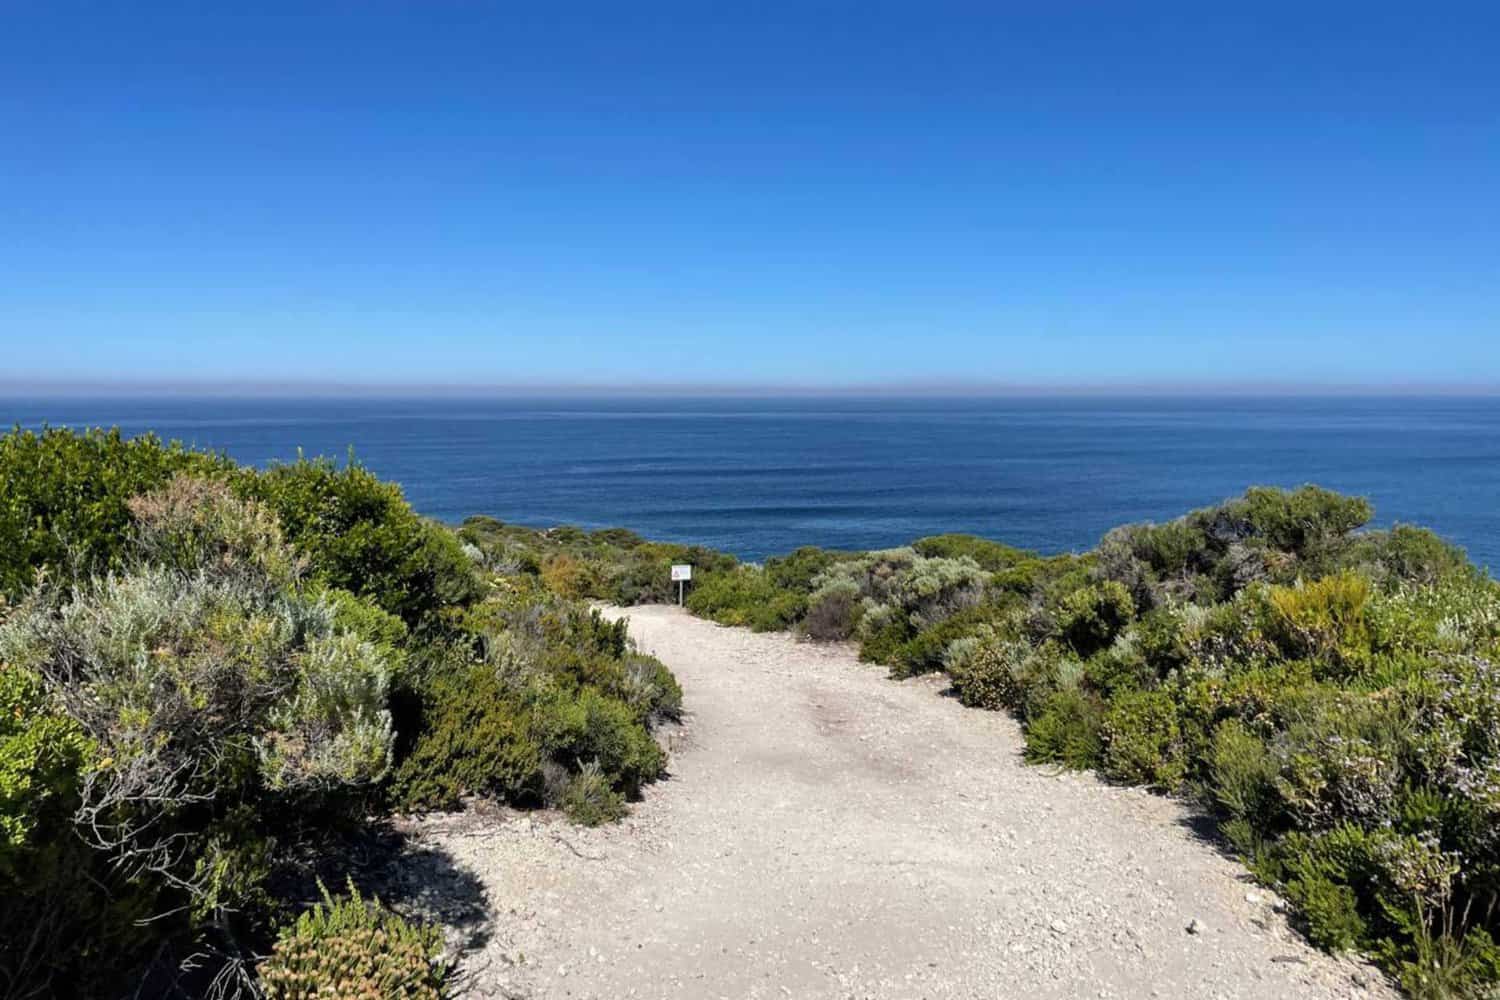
[407,605,1388,999]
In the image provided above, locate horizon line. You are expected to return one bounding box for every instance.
[4,376,1500,399]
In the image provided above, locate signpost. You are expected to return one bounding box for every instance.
[671,564,692,606]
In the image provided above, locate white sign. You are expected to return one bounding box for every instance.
[671,564,693,582]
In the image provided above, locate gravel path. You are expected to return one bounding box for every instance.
[407,604,1392,999]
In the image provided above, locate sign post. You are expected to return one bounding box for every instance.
[670,564,692,606]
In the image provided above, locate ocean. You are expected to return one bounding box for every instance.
[5,395,1498,571]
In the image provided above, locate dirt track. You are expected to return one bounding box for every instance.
[405,604,1390,999]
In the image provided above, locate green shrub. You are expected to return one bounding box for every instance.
[763,545,849,593]
[562,761,628,826]
[1290,871,1368,952]
[1264,571,1374,670]
[1344,525,1476,589]
[257,879,448,999]
[0,664,147,998]
[1082,634,1154,698]
[1101,689,1186,790]
[240,456,482,630]
[0,477,398,990]
[0,664,89,869]
[1024,689,1105,770]
[888,606,999,677]
[389,664,544,812]
[540,553,600,599]
[945,629,1031,712]
[1056,581,1136,656]
[804,578,862,640]
[912,533,1033,571]
[1233,485,1374,558]
[803,549,995,662]
[687,566,804,631]
[621,651,684,723]
[888,554,989,630]
[1207,719,1281,822]
[1130,606,1195,677]
[0,426,229,599]
[549,685,666,797]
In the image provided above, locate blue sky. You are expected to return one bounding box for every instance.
[3,2,1498,388]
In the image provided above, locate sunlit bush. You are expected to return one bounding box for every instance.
[257,879,448,1000]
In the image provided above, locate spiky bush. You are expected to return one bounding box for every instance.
[257,879,448,1000]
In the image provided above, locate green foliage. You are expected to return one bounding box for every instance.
[885,605,1000,678]
[1101,689,1186,790]
[912,533,1033,571]
[240,456,483,630]
[529,683,666,798]
[1263,571,1374,670]
[388,663,544,812]
[0,664,146,998]
[1291,871,1368,952]
[257,879,448,1000]
[801,548,990,663]
[1024,689,1105,770]
[0,429,685,993]
[1233,485,1374,557]
[562,760,628,827]
[1207,719,1281,821]
[0,664,89,870]
[945,628,1027,711]
[1056,581,1136,656]
[803,577,862,640]
[687,565,805,631]
[763,545,851,593]
[393,598,672,816]
[0,475,400,993]
[0,426,229,599]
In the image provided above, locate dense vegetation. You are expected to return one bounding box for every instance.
[8,423,1499,998]
[470,487,1500,999]
[0,428,678,999]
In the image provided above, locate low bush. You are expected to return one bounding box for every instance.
[1101,689,1186,790]
[945,627,1023,710]
[257,879,448,1000]
[389,664,544,812]
[0,475,400,992]
[912,533,1034,572]
[0,426,229,600]
[1056,581,1136,657]
[240,456,484,632]
[687,565,805,631]
[803,578,862,640]
[1023,688,1105,769]
[562,760,628,826]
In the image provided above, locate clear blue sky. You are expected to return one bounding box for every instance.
[3,2,1498,389]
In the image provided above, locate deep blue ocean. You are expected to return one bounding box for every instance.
[5,395,1498,571]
